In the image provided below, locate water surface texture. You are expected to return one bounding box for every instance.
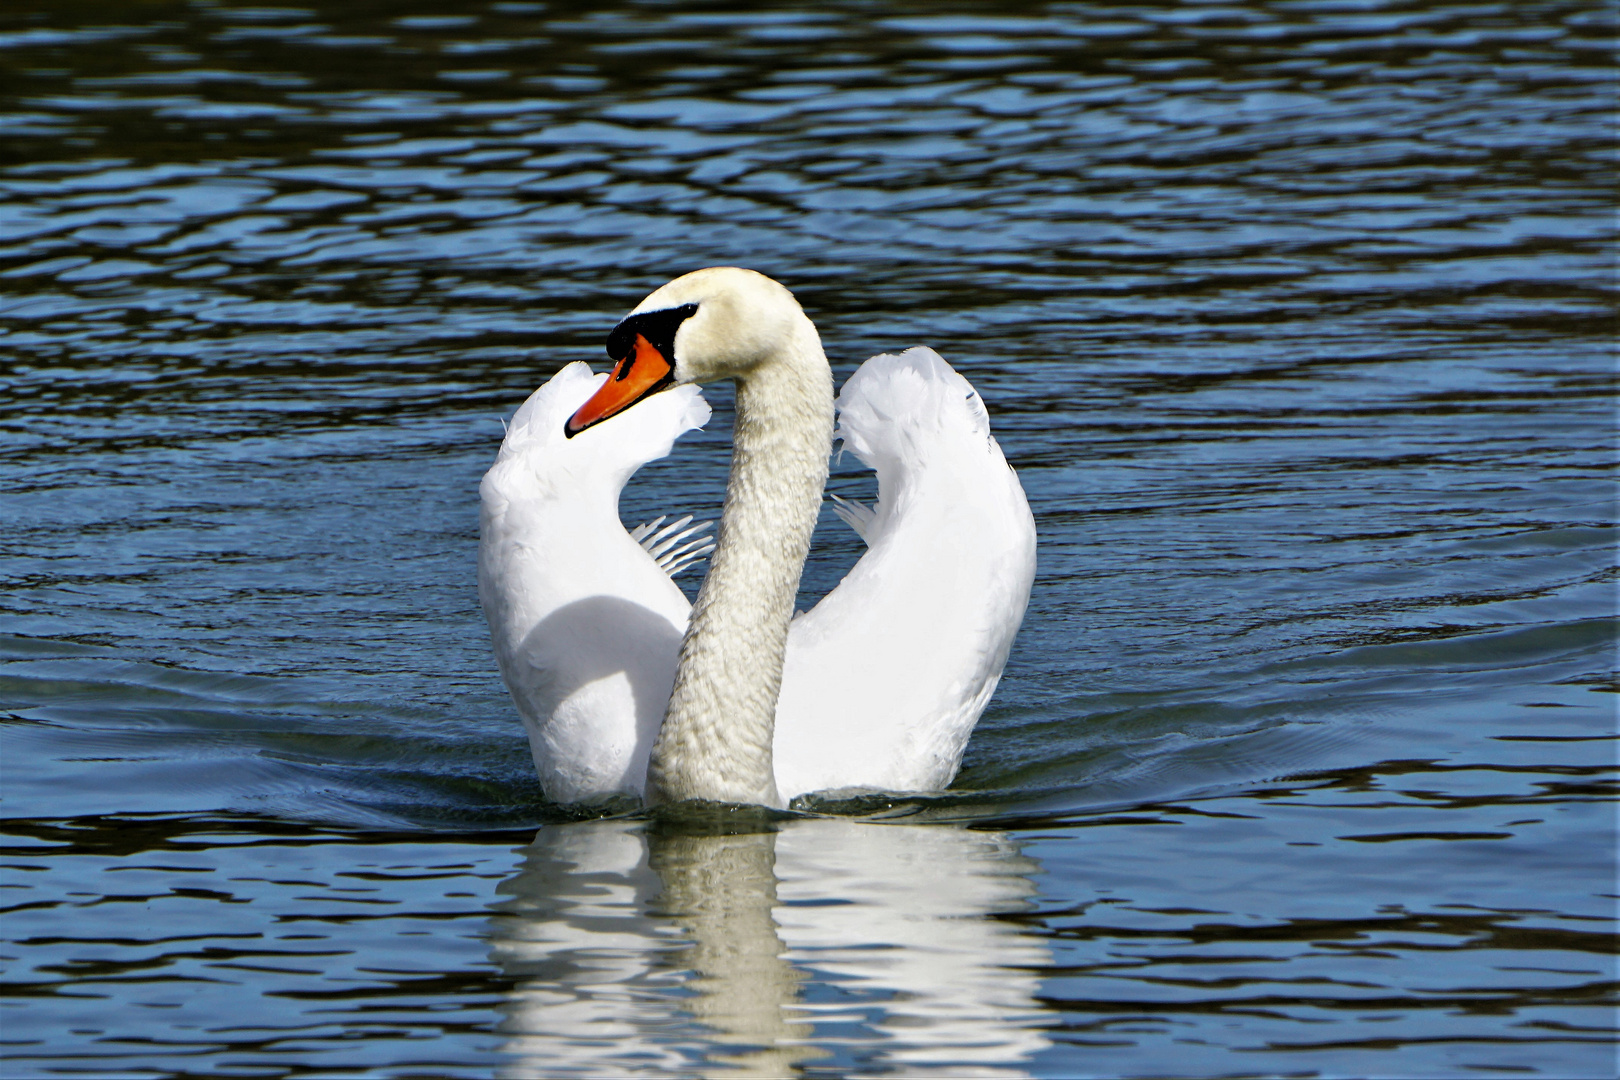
[2,1,1616,1076]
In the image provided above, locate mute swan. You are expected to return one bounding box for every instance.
[478,268,1035,808]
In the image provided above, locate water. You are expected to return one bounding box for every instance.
[2,0,1615,1075]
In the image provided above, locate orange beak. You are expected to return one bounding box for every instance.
[565,333,675,437]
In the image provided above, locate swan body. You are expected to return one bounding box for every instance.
[478,268,1035,807]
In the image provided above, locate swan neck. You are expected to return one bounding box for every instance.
[647,319,832,807]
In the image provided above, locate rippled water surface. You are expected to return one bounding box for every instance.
[2,1,1616,1076]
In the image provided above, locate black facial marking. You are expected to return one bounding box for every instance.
[606,302,700,366]
[563,301,699,439]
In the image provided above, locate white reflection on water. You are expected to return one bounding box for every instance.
[488,817,1049,1077]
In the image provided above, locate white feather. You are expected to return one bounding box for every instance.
[633,513,716,576]
[828,493,876,543]
[773,347,1036,799]
[477,362,711,803]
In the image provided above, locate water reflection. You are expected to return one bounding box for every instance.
[489,816,1050,1077]
[650,824,811,1077]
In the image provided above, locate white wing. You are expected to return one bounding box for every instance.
[772,347,1037,801]
[477,362,710,803]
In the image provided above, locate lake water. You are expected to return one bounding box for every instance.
[2,1,1615,1076]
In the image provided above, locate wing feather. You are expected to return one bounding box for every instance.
[478,363,711,803]
[828,493,876,544]
[633,513,716,576]
[773,347,1037,800]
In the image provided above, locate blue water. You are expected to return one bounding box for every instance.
[2,1,1615,1076]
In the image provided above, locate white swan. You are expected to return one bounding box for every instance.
[478,268,1035,808]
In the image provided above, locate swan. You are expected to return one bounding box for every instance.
[478,268,1035,808]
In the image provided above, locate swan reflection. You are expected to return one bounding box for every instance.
[488,816,1049,1077]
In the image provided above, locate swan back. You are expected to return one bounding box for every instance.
[773,347,1036,800]
[478,362,710,802]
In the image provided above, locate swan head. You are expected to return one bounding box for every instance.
[566,267,808,437]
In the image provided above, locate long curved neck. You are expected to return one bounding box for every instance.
[646,319,833,807]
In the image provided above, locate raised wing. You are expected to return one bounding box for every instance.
[478,362,710,803]
[773,347,1037,800]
